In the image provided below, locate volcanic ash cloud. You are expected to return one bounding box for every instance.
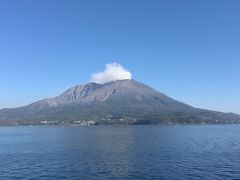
[90,63,132,84]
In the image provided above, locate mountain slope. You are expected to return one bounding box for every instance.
[0,80,240,125]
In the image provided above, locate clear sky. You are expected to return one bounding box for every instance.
[0,0,240,113]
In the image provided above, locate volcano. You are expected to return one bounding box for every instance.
[0,80,239,125]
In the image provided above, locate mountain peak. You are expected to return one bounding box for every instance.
[28,79,193,113]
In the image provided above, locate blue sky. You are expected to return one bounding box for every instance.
[0,0,240,113]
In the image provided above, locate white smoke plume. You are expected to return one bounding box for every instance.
[90,63,132,84]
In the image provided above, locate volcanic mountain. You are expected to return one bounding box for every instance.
[0,80,240,125]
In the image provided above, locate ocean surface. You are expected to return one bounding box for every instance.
[0,125,240,180]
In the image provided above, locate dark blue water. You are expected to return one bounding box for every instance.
[0,125,240,179]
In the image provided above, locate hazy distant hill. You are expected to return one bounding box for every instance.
[0,80,240,125]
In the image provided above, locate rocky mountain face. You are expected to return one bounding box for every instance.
[28,80,193,112]
[0,80,240,125]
